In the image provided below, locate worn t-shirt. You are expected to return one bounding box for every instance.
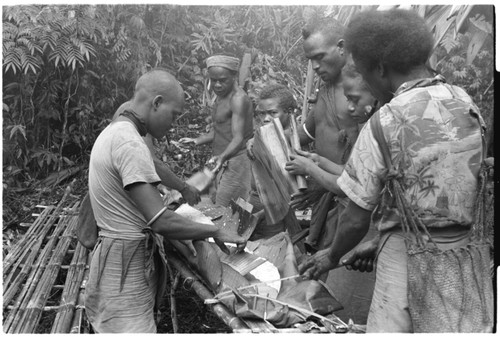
[338,76,484,232]
[89,121,161,240]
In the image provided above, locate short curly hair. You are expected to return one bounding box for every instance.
[302,16,345,45]
[259,84,297,113]
[345,9,433,74]
[342,63,370,92]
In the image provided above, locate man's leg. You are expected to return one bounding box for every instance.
[366,233,412,332]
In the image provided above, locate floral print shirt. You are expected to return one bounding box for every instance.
[337,76,484,232]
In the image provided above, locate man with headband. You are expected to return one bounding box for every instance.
[180,55,254,207]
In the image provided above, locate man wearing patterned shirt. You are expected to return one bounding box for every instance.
[299,9,487,332]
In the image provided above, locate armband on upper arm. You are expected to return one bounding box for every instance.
[303,124,315,141]
[146,206,167,227]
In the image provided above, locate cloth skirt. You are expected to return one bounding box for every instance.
[84,237,159,333]
[367,227,471,332]
[214,151,252,207]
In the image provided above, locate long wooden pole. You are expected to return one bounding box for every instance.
[289,115,307,190]
[301,60,315,121]
[51,240,88,333]
[166,253,249,331]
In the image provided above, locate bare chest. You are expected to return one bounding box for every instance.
[213,98,232,123]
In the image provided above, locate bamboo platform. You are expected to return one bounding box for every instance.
[3,187,350,334]
[3,185,91,333]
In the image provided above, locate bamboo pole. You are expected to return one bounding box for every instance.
[16,201,79,333]
[166,253,249,331]
[4,185,75,333]
[3,206,55,284]
[301,60,315,121]
[289,115,307,191]
[271,118,299,193]
[4,182,74,274]
[69,251,92,334]
[51,240,88,333]
[169,267,180,333]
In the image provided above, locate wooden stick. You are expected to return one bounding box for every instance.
[289,115,307,190]
[167,252,249,331]
[169,268,180,333]
[214,274,303,299]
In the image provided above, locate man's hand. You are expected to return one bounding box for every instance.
[295,149,320,164]
[246,138,255,160]
[180,183,201,205]
[213,228,247,253]
[286,154,315,176]
[298,248,339,280]
[207,155,224,173]
[341,237,379,272]
[179,137,197,145]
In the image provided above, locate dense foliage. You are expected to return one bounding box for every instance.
[2,5,495,228]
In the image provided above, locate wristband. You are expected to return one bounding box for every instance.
[146,206,167,227]
[303,124,315,141]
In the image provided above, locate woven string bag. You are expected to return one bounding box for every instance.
[370,110,494,333]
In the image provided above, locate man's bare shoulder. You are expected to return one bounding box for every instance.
[230,87,252,109]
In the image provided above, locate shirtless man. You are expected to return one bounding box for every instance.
[292,17,360,256]
[180,55,253,207]
[285,63,379,194]
[286,18,375,325]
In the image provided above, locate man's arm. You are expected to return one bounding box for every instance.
[297,105,316,146]
[299,200,371,280]
[144,135,200,205]
[303,164,345,196]
[215,93,251,166]
[317,156,344,175]
[328,200,371,263]
[285,150,346,196]
[127,182,245,244]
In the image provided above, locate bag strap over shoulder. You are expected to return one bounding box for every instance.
[370,107,490,246]
[370,111,392,169]
[369,111,437,249]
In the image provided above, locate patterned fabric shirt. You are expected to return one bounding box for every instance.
[337,76,484,232]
